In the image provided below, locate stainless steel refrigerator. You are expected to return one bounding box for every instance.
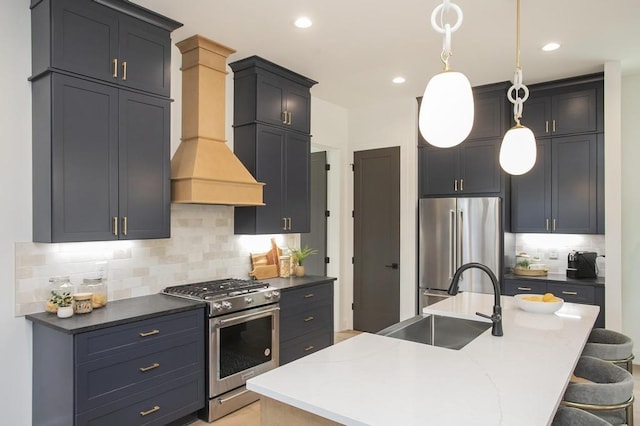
[418,197,502,310]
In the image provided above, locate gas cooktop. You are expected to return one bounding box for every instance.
[162,278,280,316]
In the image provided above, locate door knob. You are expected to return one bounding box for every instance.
[384,263,399,269]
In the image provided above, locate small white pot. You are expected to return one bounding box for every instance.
[57,306,73,319]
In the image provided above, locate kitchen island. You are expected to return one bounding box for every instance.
[247,293,599,425]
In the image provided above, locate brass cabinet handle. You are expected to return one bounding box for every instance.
[122,216,128,236]
[562,291,578,296]
[545,120,549,133]
[282,111,288,124]
[546,218,549,231]
[553,218,556,231]
[304,345,315,352]
[304,294,314,298]
[112,58,118,77]
[454,179,458,192]
[287,217,292,230]
[122,61,127,80]
[460,179,464,191]
[552,119,556,132]
[139,329,160,337]
[304,316,315,322]
[113,216,118,236]
[287,111,292,125]
[282,217,287,231]
[517,287,532,291]
[140,406,160,417]
[139,362,160,372]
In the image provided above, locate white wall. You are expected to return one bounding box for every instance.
[348,98,419,322]
[621,72,640,361]
[0,1,32,424]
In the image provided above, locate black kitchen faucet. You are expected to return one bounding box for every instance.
[447,262,504,337]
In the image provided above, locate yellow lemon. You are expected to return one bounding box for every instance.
[542,292,556,302]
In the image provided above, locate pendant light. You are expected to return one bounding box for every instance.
[499,0,536,175]
[419,0,474,148]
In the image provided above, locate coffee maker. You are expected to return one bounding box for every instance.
[567,251,598,279]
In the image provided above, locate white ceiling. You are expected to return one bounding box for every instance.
[133,0,640,109]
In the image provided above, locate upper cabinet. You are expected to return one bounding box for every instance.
[418,82,509,197]
[231,56,317,234]
[524,76,603,138]
[32,0,179,96]
[232,57,314,134]
[511,74,604,234]
[30,0,181,242]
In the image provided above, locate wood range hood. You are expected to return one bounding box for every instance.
[171,35,264,205]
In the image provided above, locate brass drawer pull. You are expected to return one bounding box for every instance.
[139,329,160,337]
[140,405,160,416]
[562,291,578,296]
[139,362,160,372]
[304,294,314,298]
[304,316,314,322]
[517,287,532,291]
[304,345,315,352]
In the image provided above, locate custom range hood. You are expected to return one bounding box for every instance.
[171,35,264,205]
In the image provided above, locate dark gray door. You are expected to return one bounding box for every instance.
[301,152,328,276]
[353,147,400,332]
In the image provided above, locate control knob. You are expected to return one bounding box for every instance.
[244,297,253,304]
[221,301,232,310]
[212,302,223,312]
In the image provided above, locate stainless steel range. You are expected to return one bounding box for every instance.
[162,278,280,422]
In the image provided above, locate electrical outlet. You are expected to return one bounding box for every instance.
[548,250,558,260]
[95,261,108,278]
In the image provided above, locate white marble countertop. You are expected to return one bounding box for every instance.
[247,293,599,426]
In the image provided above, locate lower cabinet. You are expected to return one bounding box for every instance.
[31,309,205,426]
[279,280,334,365]
[503,278,604,328]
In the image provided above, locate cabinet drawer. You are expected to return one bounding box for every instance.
[280,331,333,365]
[547,282,595,305]
[75,309,204,362]
[280,283,333,312]
[503,279,547,296]
[76,371,204,426]
[76,331,203,412]
[280,303,332,342]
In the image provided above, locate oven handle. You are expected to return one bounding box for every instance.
[217,388,250,404]
[218,307,280,325]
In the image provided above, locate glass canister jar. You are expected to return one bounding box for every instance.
[81,277,108,308]
[279,255,291,278]
[73,293,93,314]
[46,276,76,313]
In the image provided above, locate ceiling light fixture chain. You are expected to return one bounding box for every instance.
[430,0,463,70]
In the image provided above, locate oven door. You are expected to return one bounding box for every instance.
[209,304,280,397]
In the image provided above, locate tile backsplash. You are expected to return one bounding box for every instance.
[513,233,606,276]
[15,204,298,316]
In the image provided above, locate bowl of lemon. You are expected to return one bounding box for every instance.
[514,293,564,314]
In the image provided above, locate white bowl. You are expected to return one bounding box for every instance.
[514,294,564,314]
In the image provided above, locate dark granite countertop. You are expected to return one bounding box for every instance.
[504,272,605,287]
[25,294,206,335]
[264,275,336,291]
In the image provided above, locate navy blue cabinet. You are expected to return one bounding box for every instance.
[511,74,604,234]
[30,0,180,242]
[30,308,205,426]
[279,280,334,365]
[231,56,317,234]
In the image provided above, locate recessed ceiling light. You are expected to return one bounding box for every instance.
[542,42,560,52]
[294,17,312,28]
[392,76,406,84]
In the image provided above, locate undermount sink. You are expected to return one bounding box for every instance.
[377,314,491,350]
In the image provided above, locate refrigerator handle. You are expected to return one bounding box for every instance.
[449,209,456,280]
[458,210,464,281]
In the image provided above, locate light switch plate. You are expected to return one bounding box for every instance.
[548,250,558,260]
[95,261,108,278]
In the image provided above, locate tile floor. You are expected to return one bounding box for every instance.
[192,333,640,426]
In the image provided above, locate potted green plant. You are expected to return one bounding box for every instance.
[289,245,318,277]
[48,290,74,318]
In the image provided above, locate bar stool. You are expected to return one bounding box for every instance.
[552,405,612,426]
[582,328,634,373]
[562,356,634,425]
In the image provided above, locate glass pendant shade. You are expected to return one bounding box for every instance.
[499,125,537,175]
[419,71,474,148]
